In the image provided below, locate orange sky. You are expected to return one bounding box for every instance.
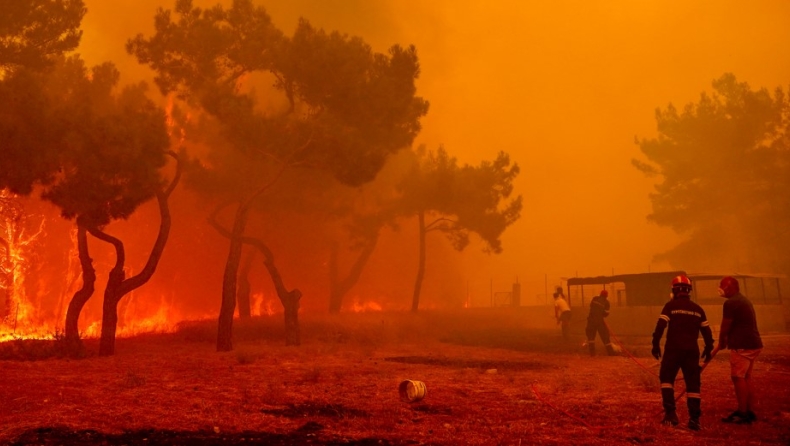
[77,0,790,305]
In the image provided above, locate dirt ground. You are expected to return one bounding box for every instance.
[1,309,789,445]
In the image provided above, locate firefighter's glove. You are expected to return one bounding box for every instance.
[651,346,661,360]
[701,346,713,363]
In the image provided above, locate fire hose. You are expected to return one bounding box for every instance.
[531,321,718,429]
[604,320,718,405]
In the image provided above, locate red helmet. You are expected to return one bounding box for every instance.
[671,275,692,297]
[719,276,739,298]
[600,289,609,298]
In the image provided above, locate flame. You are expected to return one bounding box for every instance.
[349,298,383,313]
[0,192,194,343]
[250,292,278,316]
[1,190,48,339]
[164,95,189,147]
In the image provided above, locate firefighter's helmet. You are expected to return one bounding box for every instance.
[671,275,692,297]
[600,289,609,298]
[719,276,739,298]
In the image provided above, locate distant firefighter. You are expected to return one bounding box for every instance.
[553,287,571,340]
[651,275,714,430]
[584,289,616,356]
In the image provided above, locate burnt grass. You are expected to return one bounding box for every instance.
[9,426,412,446]
[2,309,790,446]
[260,403,370,418]
[384,355,548,371]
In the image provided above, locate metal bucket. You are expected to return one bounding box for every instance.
[399,380,427,402]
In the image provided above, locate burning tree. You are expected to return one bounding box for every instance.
[1,0,84,340]
[1,0,182,354]
[0,55,180,355]
[128,0,428,350]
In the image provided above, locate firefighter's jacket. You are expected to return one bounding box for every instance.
[652,296,714,352]
[587,295,610,322]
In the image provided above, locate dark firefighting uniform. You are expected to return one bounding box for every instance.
[585,295,614,356]
[652,296,714,419]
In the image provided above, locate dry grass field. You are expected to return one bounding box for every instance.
[1,309,789,445]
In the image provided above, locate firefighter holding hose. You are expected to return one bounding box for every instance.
[651,275,714,430]
[584,289,616,356]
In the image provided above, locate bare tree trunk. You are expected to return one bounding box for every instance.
[411,211,426,312]
[64,224,96,353]
[209,211,301,346]
[237,250,253,319]
[256,243,301,346]
[282,289,301,345]
[88,227,125,356]
[329,235,378,313]
[217,203,250,352]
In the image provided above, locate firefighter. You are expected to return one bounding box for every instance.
[651,275,714,430]
[584,289,616,356]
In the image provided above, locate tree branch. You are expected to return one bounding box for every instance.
[425,216,458,232]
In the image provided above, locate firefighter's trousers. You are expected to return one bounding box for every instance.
[659,348,701,419]
[585,319,614,356]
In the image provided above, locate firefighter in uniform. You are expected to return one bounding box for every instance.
[585,289,616,356]
[651,275,714,430]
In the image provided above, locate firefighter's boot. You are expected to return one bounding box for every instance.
[687,396,701,430]
[605,343,617,356]
[688,417,701,431]
[660,385,677,426]
[661,411,679,427]
[587,341,596,357]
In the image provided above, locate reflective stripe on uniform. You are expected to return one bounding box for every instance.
[659,315,669,322]
[701,321,709,327]
[686,393,701,399]
[661,383,674,389]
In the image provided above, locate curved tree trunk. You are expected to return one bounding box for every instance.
[411,211,426,312]
[63,224,96,353]
[328,235,378,313]
[254,239,301,346]
[93,153,180,356]
[86,226,125,356]
[211,164,293,350]
[209,211,301,346]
